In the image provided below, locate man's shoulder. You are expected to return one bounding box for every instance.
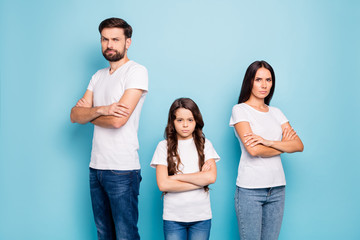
[125,60,148,73]
[93,67,110,77]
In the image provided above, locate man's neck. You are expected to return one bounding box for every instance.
[109,56,130,74]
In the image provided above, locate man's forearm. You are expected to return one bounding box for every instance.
[91,115,126,129]
[70,106,103,124]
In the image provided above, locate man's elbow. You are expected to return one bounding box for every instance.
[298,143,304,152]
[247,148,260,157]
[111,118,127,129]
[70,108,77,123]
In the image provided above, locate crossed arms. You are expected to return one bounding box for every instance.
[70,88,143,128]
[156,159,217,193]
[234,121,304,158]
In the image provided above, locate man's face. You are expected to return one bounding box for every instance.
[101,28,131,62]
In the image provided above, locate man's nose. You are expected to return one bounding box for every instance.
[107,40,114,49]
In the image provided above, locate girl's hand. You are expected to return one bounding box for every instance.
[244,133,272,147]
[201,160,214,172]
[282,127,297,141]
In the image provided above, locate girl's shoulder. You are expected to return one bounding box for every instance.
[204,138,215,148]
[156,139,168,150]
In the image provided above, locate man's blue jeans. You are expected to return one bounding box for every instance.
[163,219,211,240]
[235,186,285,240]
[89,168,141,240]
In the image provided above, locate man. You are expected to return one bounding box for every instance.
[70,17,148,240]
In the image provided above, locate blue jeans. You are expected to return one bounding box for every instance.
[89,168,141,240]
[235,186,285,240]
[163,219,211,240]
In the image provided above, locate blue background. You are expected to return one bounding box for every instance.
[1,0,359,239]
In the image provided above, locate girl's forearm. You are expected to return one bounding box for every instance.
[158,178,201,192]
[171,171,216,186]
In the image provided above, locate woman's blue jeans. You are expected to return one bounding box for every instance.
[89,168,141,240]
[163,219,211,240]
[235,186,285,240]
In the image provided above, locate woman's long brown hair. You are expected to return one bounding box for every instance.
[164,98,208,191]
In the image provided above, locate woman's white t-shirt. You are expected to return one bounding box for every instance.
[229,103,288,188]
[150,138,220,222]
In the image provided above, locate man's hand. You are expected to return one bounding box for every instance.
[98,102,130,118]
[76,98,92,108]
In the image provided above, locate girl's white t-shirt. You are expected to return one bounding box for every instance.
[229,103,289,188]
[150,138,220,222]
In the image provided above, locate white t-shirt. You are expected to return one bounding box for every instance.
[87,60,148,170]
[150,138,220,222]
[229,103,289,188]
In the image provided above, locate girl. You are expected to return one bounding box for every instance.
[151,98,220,240]
[230,61,304,240]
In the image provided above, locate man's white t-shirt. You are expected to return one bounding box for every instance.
[229,103,289,188]
[151,138,220,222]
[87,60,148,170]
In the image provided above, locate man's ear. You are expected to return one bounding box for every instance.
[126,38,132,50]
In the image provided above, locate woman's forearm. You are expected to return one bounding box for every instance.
[267,138,304,153]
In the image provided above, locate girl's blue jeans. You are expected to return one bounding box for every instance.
[163,219,211,240]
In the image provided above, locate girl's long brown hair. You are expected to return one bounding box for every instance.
[165,98,208,191]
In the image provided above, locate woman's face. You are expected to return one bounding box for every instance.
[251,67,273,100]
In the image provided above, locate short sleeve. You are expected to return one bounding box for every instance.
[87,71,101,92]
[125,65,148,93]
[204,139,220,162]
[271,107,289,125]
[229,104,249,127]
[150,141,168,168]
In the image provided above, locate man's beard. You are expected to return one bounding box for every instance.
[102,48,125,62]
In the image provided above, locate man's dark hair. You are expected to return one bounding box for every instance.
[98,18,132,38]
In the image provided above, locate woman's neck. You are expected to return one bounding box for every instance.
[245,97,268,111]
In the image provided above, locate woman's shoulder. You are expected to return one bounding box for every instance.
[231,103,249,113]
[269,105,284,114]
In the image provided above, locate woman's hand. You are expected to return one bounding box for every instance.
[282,127,297,141]
[244,133,272,147]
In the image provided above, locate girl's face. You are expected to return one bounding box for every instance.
[174,108,196,140]
[251,67,273,100]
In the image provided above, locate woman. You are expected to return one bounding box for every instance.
[151,98,220,240]
[230,61,304,240]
